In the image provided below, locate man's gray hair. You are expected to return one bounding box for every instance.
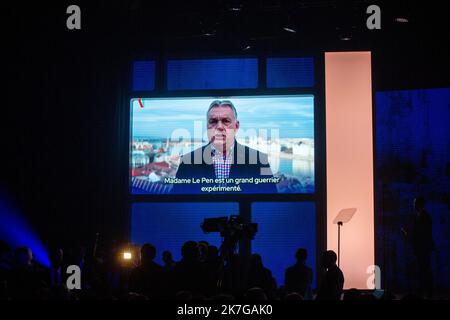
[206,100,238,120]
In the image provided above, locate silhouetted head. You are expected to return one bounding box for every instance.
[250,254,263,269]
[14,247,33,268]
[414,197,426,212]
[284,292,304,300]
[206,245,219,261]
[198,241,209,261]
[295,248,308,264]
[162,250,173,264]
[140,243,156,263]
[181,241,199,261]
[322,250,338,269]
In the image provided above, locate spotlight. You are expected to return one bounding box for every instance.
[199,20,217,38]
[202,32,216,37]
[229,7,242,12]
[393,1,410,24]
[339,34,352,41]
[282,14,297,34]
[394,17,409,23]
[123,252,132,260]
[116,243,139,268]
[336,26,353,41]
[227,2,242,12]
[282,27,297,33]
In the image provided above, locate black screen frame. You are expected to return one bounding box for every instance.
[129,92,317,201]
[127,53,324,203]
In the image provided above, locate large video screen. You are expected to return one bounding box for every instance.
[130,95,315,195]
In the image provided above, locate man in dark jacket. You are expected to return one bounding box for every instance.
[285,248,313,299]
[173,100,278,194]
[129,243,164,298]
[316,250,344,300]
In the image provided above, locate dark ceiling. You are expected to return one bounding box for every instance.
[8,1,450,89]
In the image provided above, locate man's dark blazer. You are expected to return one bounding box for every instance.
[172,141,278,194]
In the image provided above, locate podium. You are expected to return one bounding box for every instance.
[333,208,357,267]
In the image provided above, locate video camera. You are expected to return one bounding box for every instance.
[201,215,257,241]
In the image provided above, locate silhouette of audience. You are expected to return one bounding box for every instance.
[129,243,164,298]
[246,254,275,298]
[285,248,313,299]
[244,287,268,300]
[172,241,206,295]
[220,253,245,297]
[316,250,344,300]
[284,292,303,300]
[162,250,176,272]
[203,245,221,296]
[0,239,439,301]
[8,247,48,299]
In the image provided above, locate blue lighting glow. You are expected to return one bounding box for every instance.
[0,191,49,268]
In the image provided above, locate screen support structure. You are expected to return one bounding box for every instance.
[239,201,251,292]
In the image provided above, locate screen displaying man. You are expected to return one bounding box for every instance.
[173,100,278,194]
[130,95,315,195]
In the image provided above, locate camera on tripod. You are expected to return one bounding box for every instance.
[201,215,257,240]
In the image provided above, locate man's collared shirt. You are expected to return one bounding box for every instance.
[211,144,234,179]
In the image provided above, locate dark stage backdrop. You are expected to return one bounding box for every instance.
[376,87,450,292]
[4,2,132,249]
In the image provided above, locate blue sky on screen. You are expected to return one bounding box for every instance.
[131,95,314,139]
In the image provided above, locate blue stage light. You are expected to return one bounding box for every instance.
[0,191,49,268]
